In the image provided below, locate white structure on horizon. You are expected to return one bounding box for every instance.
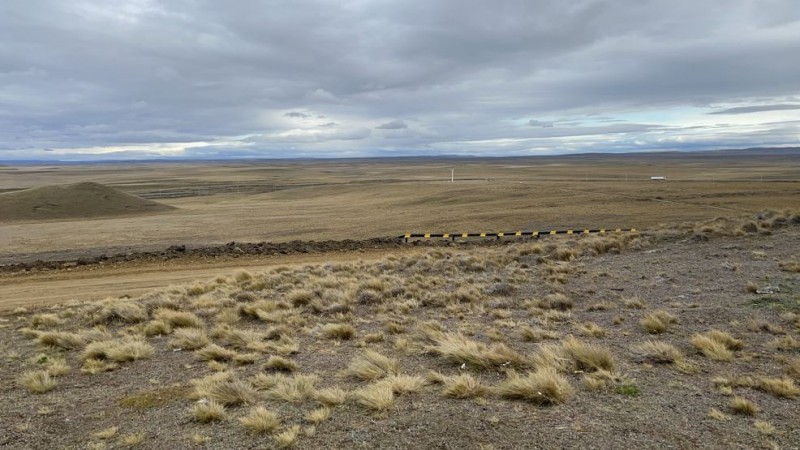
[650,176,667,180]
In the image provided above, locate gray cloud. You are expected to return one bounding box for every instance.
[528,120,555,128]
[376,120,408,130]
[1,1,799,160]
[709,104,800,115]
[284,112,311,118]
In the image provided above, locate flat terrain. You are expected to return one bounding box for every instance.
[1,150,799,259]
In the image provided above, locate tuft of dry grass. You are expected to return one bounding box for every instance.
[264,355,298,372]
[705,330,743,350]
[120,433,145,446]
[191,375,258,406]
[263,374,319,402]
[754,420,775,435]
[756,377,800,398]
[305,407,332,424]
[196,344,238,362]
[691,335,732,361]
[170,328,209,350]
[19,370,57,393]
[429,332,530,370]
[787,358,800,380]
[45,358,70,377]
[577,322,607,338]
[381,375,426,395]
[559,337,615,372]
[142,320,172,337]
[36,331,85,350]
[442,373,488,399]
[83,337,154,363]
[634,341,684,364]
[320,323,355,340]
[640,310,677,334]
[495,367,574,405]
[346,350,399,381]
[535,294,573,311]
[353,381,395,411]
[239,406,280,434]
[708,408,730,421]
[730,396,759,416]
[519,326,558,342]
[691,330,742,361]
[779,260,800,273]
[81,359,119,374]
[583,369,628,391]
[623,297,646,309]
[92,426,119,439]
[154,309,204,328]
[94,301,148,324]
[314,387,348,406]
[192,400,226,423]
[274,425,301,448]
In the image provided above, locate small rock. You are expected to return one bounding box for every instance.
[756,286,780,295]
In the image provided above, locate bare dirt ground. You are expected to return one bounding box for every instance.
[1,219,798,449]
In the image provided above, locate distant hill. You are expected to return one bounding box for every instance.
[0,182,175,222]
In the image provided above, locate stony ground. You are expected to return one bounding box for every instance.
[1,217,799,450]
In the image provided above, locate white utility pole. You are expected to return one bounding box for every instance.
[451,169,454,183]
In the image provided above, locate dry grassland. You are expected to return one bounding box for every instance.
[1,152,799,260]
[1,212,799,448]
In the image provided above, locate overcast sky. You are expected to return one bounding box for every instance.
[2,0,800,160]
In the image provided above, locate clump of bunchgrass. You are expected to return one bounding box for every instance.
[170,328,209,350]
[346,350,399,381]
[640,310,677,334]
[320,323,355,340]
[353,381,395,411]
[730,396,759,416]
[494,368,574,405]
[442,373,488,399]
[19,370,57,393]
[239,406,280,434]
[192,400,226,423]
[691,330,742,361]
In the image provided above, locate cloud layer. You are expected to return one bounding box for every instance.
[1,0,800,160]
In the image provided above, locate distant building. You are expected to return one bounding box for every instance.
[650,176,667,180]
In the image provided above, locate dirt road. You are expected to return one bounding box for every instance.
[0,247,418,311]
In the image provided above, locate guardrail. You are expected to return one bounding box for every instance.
[400,228,636,242]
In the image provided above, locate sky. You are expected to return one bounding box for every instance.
[1,0,800,161]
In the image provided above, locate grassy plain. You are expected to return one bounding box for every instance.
[1,150,799,258]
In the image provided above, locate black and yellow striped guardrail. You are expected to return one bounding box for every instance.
[400,228,636,242]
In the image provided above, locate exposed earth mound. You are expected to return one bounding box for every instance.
[0,182,175,222]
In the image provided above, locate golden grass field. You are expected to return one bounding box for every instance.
[1,151,799,257]
[0,151,799,449]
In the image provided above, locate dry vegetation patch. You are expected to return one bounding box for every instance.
[5,213,800,448]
